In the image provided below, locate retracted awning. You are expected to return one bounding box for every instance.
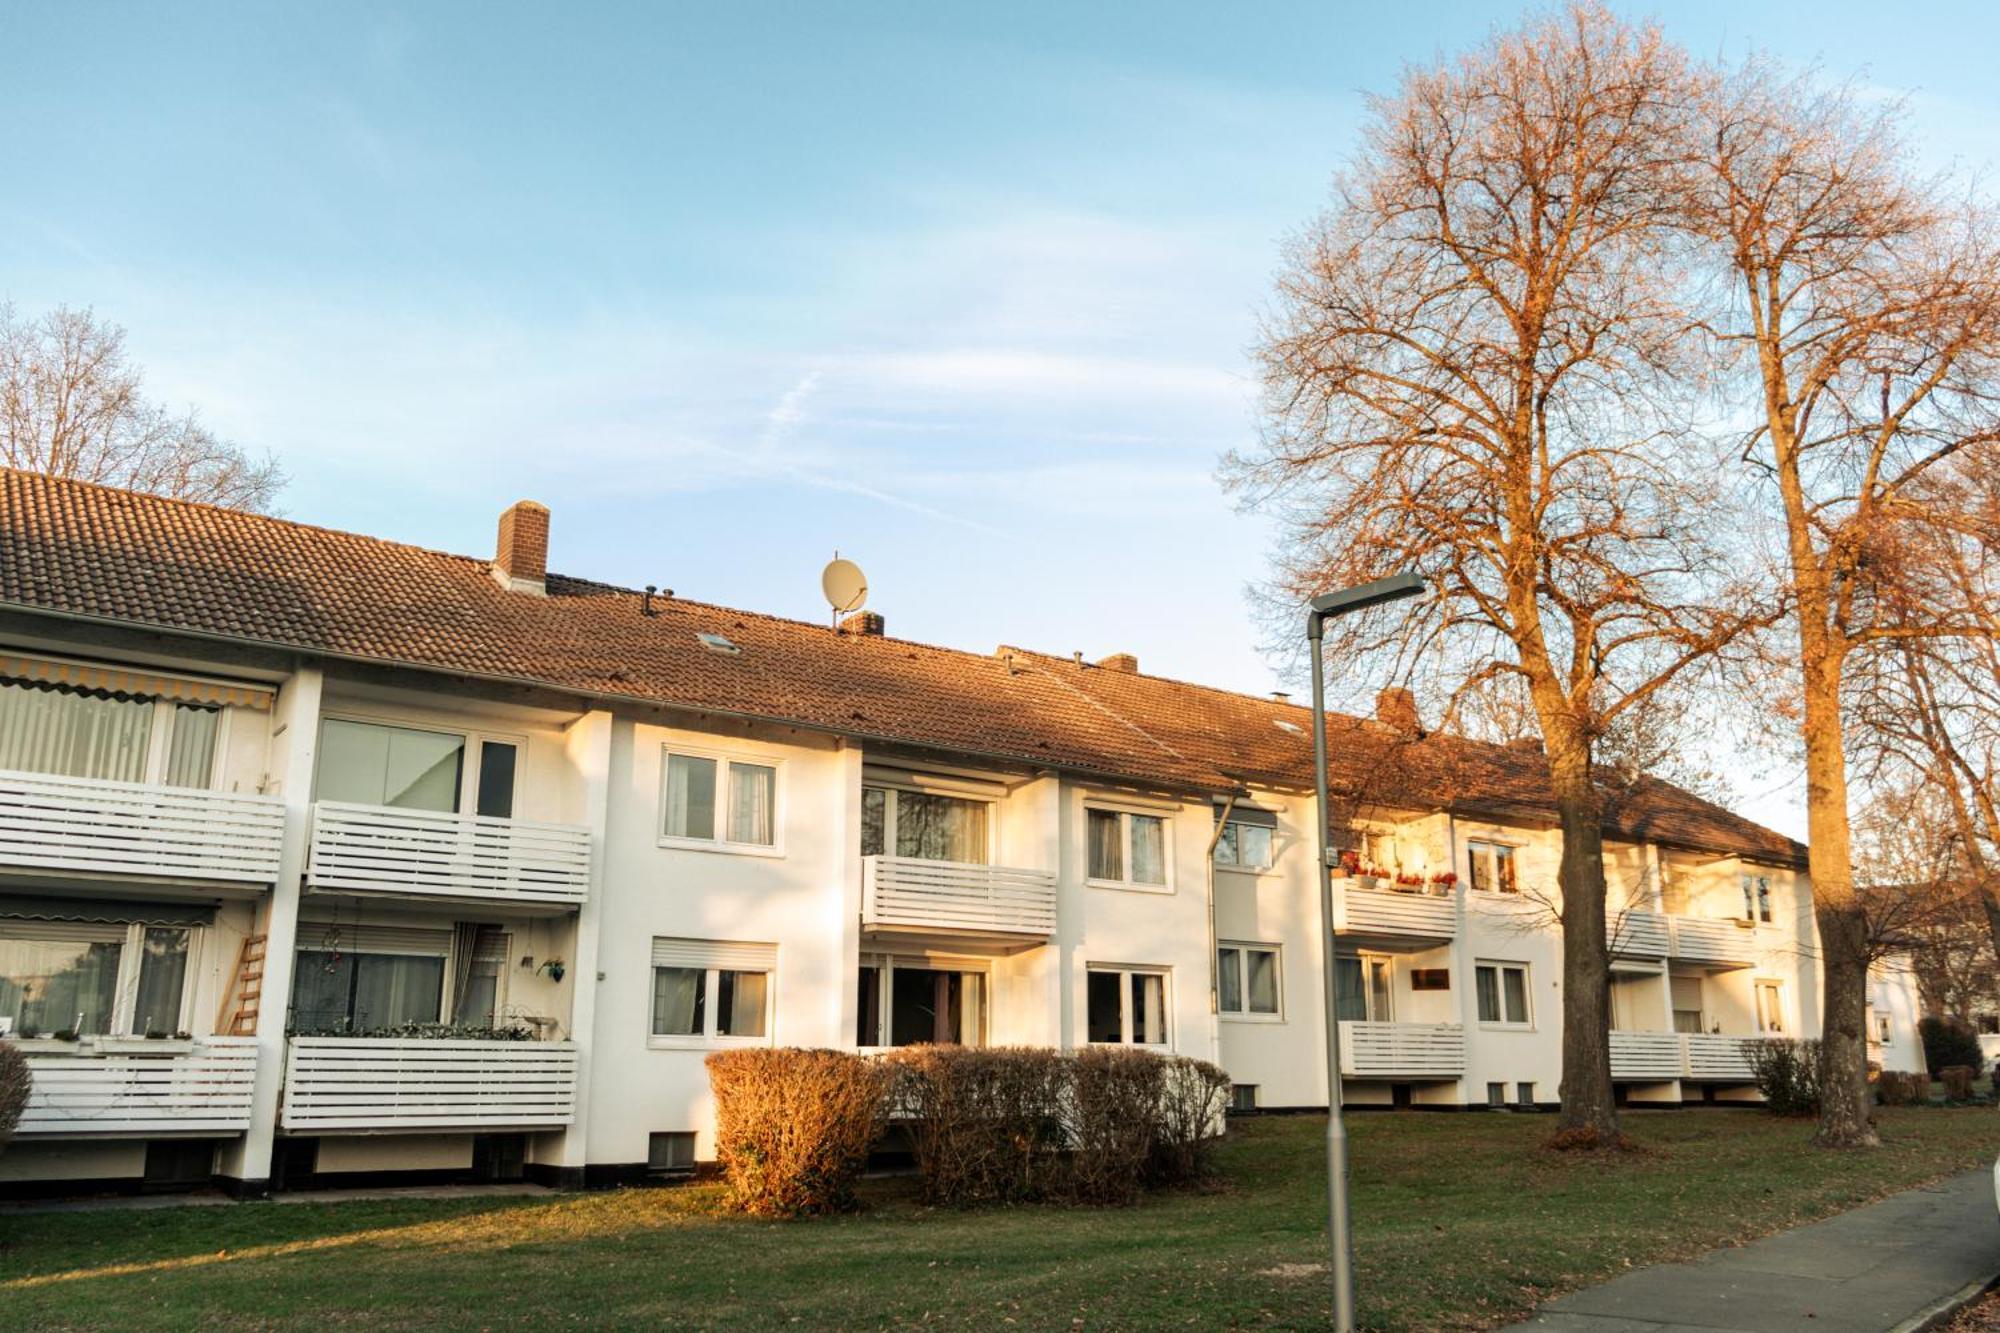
[0,653,274,711]
[0,894,218,926]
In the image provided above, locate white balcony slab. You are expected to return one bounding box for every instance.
[306,802,591,908]
[281,1037,579,1132]
[14,1036,258,1136]
[0,769,284,885]
[1335,884,1457,943]
[861,854,1056,942]
[1338,1021,1466,1078]
[1609,1030,1685,1081]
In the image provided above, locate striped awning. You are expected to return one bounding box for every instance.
[0,653,274,711]
[0,894,217,926]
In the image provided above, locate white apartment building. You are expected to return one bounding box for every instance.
[0,470,1922,1196]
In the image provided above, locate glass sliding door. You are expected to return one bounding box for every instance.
[316,719,466,812]
[860,786,990,864]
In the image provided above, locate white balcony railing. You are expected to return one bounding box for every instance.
[1338,1021,1466,1078]
[0,769,285,885]
[861,855,1057,939]
[281,1037,579,1132]
[14,1037,258,1136]
[306,802,591,907]
[1336,884,1457,941]
[1608,909,1671,957]
[1670,916,1763,966]
[1609,1031,1685,1080]
[1683,1033,1760,1081]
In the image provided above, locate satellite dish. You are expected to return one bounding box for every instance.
[822,557,868,616]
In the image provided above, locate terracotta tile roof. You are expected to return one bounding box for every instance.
[0,468,1804,866]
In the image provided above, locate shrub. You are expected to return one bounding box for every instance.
[1876,1070,1921,1106]
[1940,1065,1976,1103]
[1746,1038,1822,1117]
[1150,1056,1231,1187]
[1065,1047,1166,1205]
[705,1048,891,1216]
[889,1046,1069,1206]
[0,1042,29,1156]
[1918,1017,1983,1079]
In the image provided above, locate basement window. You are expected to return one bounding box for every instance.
[1486,1082,1506,1108]
[1230,1083,1259,1113]
[648,1132,697,1175]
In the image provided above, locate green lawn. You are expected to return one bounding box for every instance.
[3,1108,1995,1331]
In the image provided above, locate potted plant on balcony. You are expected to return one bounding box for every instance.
[538,958,567,983]
[1427,871,1458,897]
[1392,871,1426,895]
[1333,849,1359,881]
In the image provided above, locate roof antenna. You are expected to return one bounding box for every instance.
[642,586,657,617]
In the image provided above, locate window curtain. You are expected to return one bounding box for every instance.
[448,922,482,1023]
[663,753,717,839]
[130,927,189,1034]
[1334,956,1367,1022]
[1129,815,1165,884]
[652,966,705,1035]
[1246,950,1278,1014]
[859,788,887,857]
[894,790,987,864]
[0,935,123,1035]
[351,954,445,1028]
[727,763,775,845]
[1131,973,1165,1044]
[1217,948,1243,1012]
[162,705,219,788]
[718,969,768,1038]
[0,679,153,782]
[1087,810,1122,879]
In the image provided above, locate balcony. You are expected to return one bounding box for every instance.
[281,1037,579,1132]
[861,855,1057,948]
[0,769,285,886]
[306,802,591,910]
[1334,883,1457,945]
[1682,1033,1760,1082]
[1608,909,1671,958]
[1338,1021,1466,1078]
[1670,916,1764,967]
[13,1036,258,1136]
[1609,1031,1685,1081]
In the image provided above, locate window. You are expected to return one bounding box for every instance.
[649,939,775,1043]
[0,921,194,1038]
[1214,806,1277,871]
[1467,840,1517,893]
[1334,955,1393,1022]
[648,1131,697,1175]
[1230,1084,1259,1113]
[1873,1011,1893,1043]
[475,741,519,819]
[661,750,777,849]
[1487,1081,1506,1108]
[855,958,986,1046]
[1475,962,1531,1027]
[452,928,510,1027]
[292,950,446,1032]
[0,678,222,788]
[1671,975,1705,1034]
[318,719,465,812]
[1741,872,1772,924]
[1217,944,1281,1018]
[1410,968,1451,991]
[1516,1082,1535,1108]
[860,786,989,864]
[1086,966,1168,1045]
[1755,980,1785,1034]
[1087,808,1168,889]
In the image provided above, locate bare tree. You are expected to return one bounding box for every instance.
[0,304,284,511]
[1686,65,2000,1146]
[1228,4,1762,1142]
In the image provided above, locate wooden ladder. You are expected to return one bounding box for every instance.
[219,933,268,1036]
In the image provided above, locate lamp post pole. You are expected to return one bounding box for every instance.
[1303,571,1425,1333]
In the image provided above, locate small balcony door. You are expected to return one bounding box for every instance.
[856,956,986,1047]
[1755,980,1786,1035]
[1334,955,1393,1023]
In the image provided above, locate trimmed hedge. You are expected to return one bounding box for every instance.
[1918,1017,1983,1079]
[709,1045,1233,1215]
[705,1048,893,1216]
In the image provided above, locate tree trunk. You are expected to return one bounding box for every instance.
[1550,748,1619,1141]
[1800,651,1880,1148]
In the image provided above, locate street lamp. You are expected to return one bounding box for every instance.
[1305,571,1426,1333]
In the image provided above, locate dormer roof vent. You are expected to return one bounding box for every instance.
[697,632,742,657]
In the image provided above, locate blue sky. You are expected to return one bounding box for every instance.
[5,1,1998,837]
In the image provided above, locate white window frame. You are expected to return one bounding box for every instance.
[0,920,205,1039]
[1085,964,1172,1047]
[861,780,996,865]
[315,710,528,817]
[1754,978,1786,1035]
[656,744,785,857]
[1335,952,1395,1023]
[854,953,991,1049]
[1084,804,1174,893]
[1216,942,1284,1022]
[648,963,777,1050]
[1466,839,1519,894]
[0,677,232,791]
[1474,959,1533,1029]
[1213,814,1277,873]
[1740,872,1773,924]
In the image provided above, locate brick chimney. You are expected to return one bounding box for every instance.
[840,610,885,636]
[1375,686,1421,736]
[493,500,549,596]
[1097,652,1139,674]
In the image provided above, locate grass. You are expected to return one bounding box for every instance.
[2,1107,1995,1330]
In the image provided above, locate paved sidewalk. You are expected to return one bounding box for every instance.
[1506,1167,2000,1333]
